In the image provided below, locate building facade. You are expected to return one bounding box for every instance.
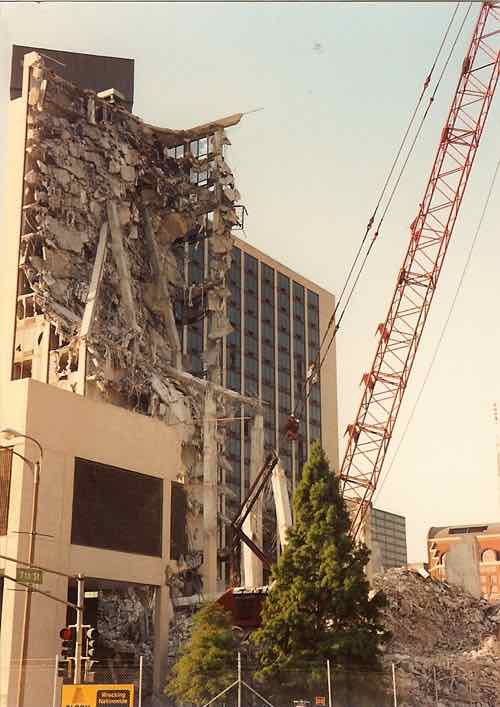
[182,235,338,567]
[182,236,338,501]
[428,523,500,602]
[368,507,408,572]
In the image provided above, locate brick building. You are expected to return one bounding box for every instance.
[428,523,500,602]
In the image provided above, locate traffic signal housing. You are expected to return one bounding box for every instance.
[58,627,76,680]
[59,626,76,658]
[86,627,98,658]
[57,656,72,680]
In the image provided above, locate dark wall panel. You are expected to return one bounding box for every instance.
[0,449,12,536]
[71,458,162,557]
[170,481,187,561]
[11,46,134,110]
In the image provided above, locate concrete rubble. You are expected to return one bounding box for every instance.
[373,568,500,706]
[97,587,155,695]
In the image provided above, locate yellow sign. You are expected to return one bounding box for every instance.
[61,684,134,707]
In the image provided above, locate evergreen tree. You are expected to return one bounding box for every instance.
[252,442,389,682]
[166,603,238,704]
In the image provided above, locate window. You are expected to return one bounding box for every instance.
[12,360,32,380]
[0,449,12,535]
[167,144,185,159]
[71,458,163,557]
[190,137,209,158]
[171,482,187,561]
[449,526,488,535]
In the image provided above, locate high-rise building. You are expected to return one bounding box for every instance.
[368,507,408,571]
[182,236,339,564]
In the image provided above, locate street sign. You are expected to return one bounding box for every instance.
[61,684,134,707]
[16,567,43,585]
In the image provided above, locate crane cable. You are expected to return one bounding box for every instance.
[318,1,462,357]
[373,155,500,503]
[287,3,467,432]
[309,1,474,402]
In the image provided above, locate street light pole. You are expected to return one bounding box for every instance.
[16,457,40,707]
[1,429,43,707]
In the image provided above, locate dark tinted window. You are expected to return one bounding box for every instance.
[71,458,163,557]
[0,449,12,536]
[170,482,187,561]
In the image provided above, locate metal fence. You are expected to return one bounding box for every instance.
[55,655,145,707]
[6,656,146,707]
[164,653,500,707]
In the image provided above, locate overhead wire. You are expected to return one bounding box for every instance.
[328,1,461,331]
[308,1,473,404]
[289,1,469,434]
[373,155,500,503]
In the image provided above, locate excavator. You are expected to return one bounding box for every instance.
[220,0,500,628]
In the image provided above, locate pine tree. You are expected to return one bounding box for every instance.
[252,442,389,682]
[166,603,238,704]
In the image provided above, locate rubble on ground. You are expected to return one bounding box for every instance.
[373,568,500,706]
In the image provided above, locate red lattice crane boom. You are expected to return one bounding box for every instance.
[340,1,500,540]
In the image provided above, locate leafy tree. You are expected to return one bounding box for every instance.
[252,442,389,684]
[166,603,238,705]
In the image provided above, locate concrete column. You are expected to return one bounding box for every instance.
[242,413,264,587]
[31,320,50,383]
[153,585,172,696]
[201,388,218,595]
[446,536,482,598]
[271,463,292,551]
[107,202,137,331]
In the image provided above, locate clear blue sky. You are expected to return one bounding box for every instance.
[1,2,499,562]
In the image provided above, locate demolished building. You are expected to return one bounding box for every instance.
[10,50,267,595]
[0,50,266,707]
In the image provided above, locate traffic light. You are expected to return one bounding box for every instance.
[86,627,98,658]
[58,627,76,680]
[57,655,71,680]
[60,626,76,658]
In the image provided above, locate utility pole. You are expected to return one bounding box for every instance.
[327,659,332,707]
[237,652,242,707]
[74,574,85,684]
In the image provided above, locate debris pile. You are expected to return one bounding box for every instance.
[373,568,500,706]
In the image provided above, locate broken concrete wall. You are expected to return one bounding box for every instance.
[446,535,482,599]
[19,59,239,401]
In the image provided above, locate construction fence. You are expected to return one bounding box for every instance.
[0,656,146,707]
[182,654,500,707]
